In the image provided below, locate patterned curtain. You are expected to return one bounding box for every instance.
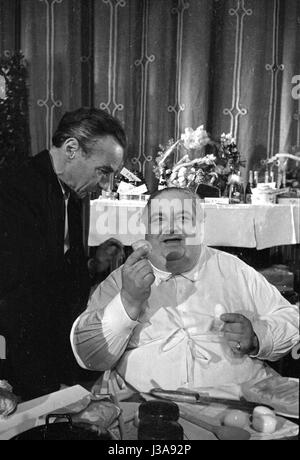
[0,0,299,192]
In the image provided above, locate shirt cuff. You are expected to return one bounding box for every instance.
[70,293,139,369]
[103,292,140,335]
[249,319,274,359]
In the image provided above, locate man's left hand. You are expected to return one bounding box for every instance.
[220,313,259,356]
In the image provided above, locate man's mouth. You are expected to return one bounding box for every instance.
[161,236,184,244]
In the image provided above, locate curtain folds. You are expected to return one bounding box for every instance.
[0,0,299,191]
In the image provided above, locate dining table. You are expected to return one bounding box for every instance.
[118,391,299,441]
[88,198,300,250]
[0,383,298,441]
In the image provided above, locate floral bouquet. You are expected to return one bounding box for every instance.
[153,126,245,195]
[211,132,246,193]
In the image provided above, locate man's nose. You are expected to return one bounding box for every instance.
[99,173,114,192]
[98,176,110,191]
[168,217,182,234]
[99,180,109,191]
[169,218,175,234]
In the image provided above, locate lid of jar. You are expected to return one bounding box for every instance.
[138,400,180,421]
[138,419,184,440]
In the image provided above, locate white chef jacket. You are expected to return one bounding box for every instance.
[71,246,299,392]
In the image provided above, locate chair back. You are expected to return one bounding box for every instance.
[0,335,6,359]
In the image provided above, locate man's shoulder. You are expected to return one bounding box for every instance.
[204,246,254,272]
[0,151,51,199]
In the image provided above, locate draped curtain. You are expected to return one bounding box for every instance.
[0,0,299,192]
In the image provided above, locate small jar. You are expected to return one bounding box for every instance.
[137,400,184,440]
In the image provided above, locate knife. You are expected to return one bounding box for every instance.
[150,388,272,412]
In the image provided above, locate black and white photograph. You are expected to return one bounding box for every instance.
[0,0,299,444]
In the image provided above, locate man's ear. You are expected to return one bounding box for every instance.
[87,258,96,275]
[63,138,80,160]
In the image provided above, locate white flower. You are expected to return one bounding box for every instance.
[221,132,236,146]
[178,166,187,177]
[178,176,186,186]
[181,125,210,150]
[228,173,241,184]
[204,154,216,163]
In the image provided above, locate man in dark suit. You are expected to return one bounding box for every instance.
[0,107,126,400]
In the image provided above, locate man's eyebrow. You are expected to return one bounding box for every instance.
[150,210,163,218]
[166,208,191,218]
[96,166,114,173]
[176,210,192,215]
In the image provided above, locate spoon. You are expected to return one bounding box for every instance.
[179,407,251,440]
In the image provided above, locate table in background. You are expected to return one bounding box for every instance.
[89,199,300,250]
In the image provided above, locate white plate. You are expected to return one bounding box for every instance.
[275,410,299,420]
[242,377,299,420]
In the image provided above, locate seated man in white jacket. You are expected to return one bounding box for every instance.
[71,187,299,394]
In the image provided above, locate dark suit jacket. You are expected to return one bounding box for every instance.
[0,150,90,399]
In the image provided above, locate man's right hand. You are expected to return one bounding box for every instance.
[121,246,155,320]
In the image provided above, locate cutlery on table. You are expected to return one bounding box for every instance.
[149,388,266,411]
[179,405,251,441]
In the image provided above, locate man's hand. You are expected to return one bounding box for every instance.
[220,313,259,356]
[121,245,155,320]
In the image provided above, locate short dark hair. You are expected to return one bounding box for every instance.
[146,187,199,211]
[142,187,200,231]
[52,107,127,153]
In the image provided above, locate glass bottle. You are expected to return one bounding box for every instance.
[281,170,287,188]
[264,169,269,183]
[245,170,253,204]
[229,172,244,204]
[253,171,258,188]
[223,180,230,198]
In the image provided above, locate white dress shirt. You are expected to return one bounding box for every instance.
[71,246,299,393]
[58,179,70,254]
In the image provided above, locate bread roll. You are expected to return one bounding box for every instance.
[0,381,18,418]
[252,406,277,433]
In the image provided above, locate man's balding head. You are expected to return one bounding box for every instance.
[142,187,204,273]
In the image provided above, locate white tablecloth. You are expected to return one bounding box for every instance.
[89,199,300,250]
